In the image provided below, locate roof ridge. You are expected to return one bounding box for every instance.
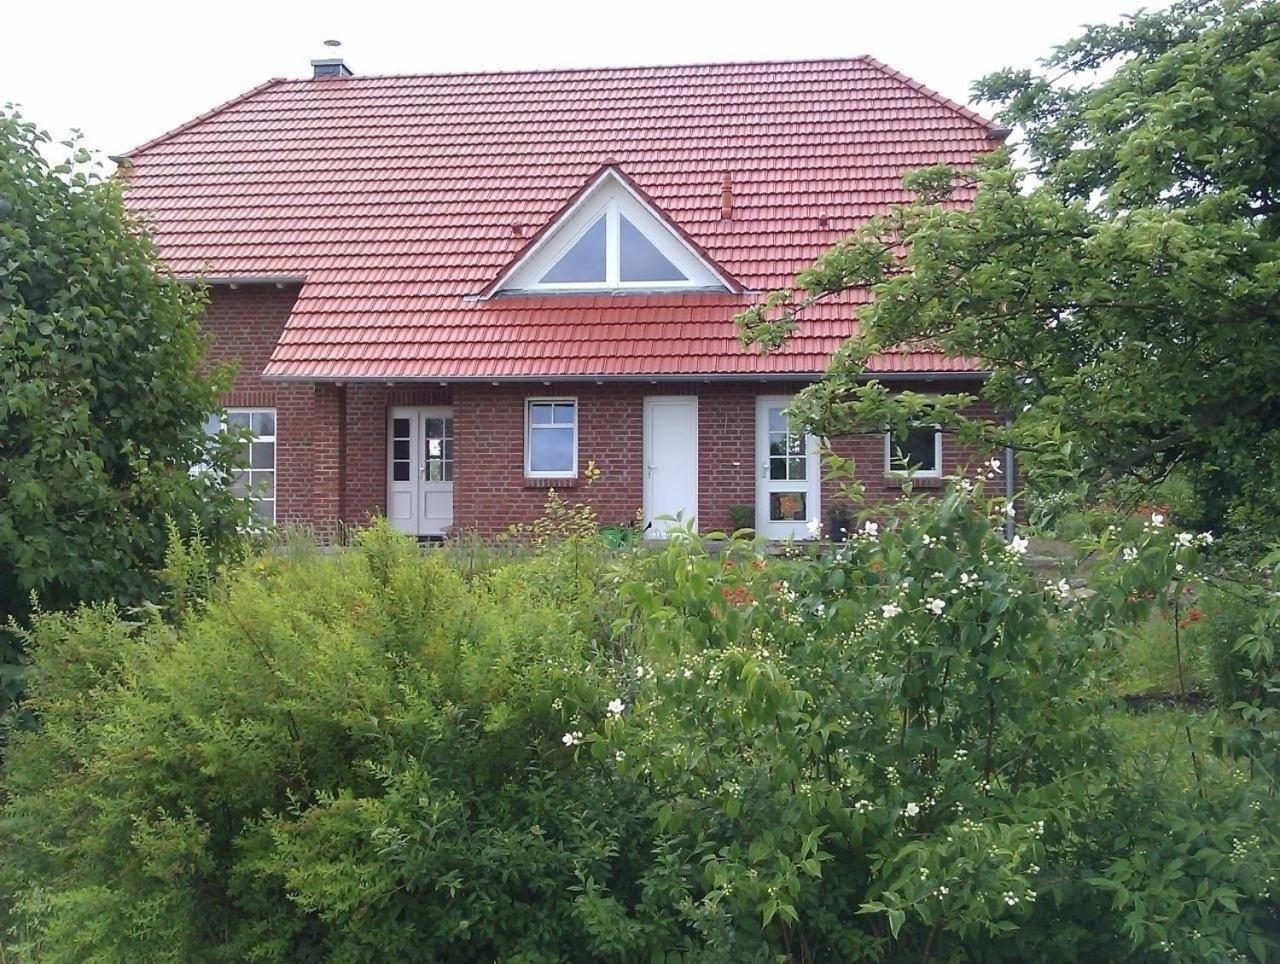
[855,55,1000,132]
[270,55,878,84]
[117,77,286,159]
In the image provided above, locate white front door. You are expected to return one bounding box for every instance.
[388,406,454,537]
[643,396,698,537]
[755,396,820,540]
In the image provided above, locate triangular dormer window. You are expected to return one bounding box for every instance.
[539,214,608,284]
[492,168,732,295]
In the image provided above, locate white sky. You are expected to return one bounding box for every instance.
[4,0,1152,160]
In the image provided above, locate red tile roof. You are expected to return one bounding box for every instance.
[120,57,1003,380]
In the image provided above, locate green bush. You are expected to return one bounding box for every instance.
[3,493,1277,962]
[0,112,251,713]
[1184,581,1279,711]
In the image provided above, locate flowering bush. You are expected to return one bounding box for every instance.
[590,486,1276,960]
[2,487,1277,961]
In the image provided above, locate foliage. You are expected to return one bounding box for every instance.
[0,110,250,706]
[727,503,755,533]
[0,520,633,962]
[736,0,1280,555]
[4,485,1277,961]
[602,483,1276,961]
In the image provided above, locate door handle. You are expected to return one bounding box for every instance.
[761,463,769,478]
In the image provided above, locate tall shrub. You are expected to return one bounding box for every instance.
[0,112,248,701]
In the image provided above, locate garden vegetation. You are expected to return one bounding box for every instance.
[3,482,1276,962]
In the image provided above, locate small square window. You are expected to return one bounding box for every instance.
[526,398,577,477]
[886,426,941,477]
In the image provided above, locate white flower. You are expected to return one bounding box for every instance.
[925,597,947,615]
[1197,531,1215,545]
[1007,535,1029,556]
[805,518,822,537]
[1004,891,1019,906]
[607,699,625,716]
[1005,501,1017,517]
[938,885,949,896]
[561,731,583,747]
[989,457,1002,474]
[1175,532,1194,548]
[854,799,874,813]
[881,602,903,619]
[903,802,920,817]
[1122,546,1138,561]
[862,520,879,537]
[1150,513,1165,528]
[960,571,979,588]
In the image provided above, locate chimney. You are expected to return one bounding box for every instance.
[720,171,734,220]
[311,57,353,78]
[311,39,352,78]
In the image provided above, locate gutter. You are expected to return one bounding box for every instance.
[259,371,994,386]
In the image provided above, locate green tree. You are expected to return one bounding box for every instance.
[737,0,1280,553]
[0,112,249,697]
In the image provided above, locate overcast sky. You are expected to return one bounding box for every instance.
[5,0,1152,161]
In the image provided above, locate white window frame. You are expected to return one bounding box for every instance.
[884,425,943,479]
[219,407,277,522]
[525,397,578,479]
[495,169,729,294]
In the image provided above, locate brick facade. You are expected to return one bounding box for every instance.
[199,286,1006,539]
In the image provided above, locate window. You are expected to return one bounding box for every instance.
[539,215,607,284]
[766,405,810,520]
[885,426,942,478]
[534,203,690,289]
[423,414,454,481]
[497,169,726,294]
[526,399,577,477]
[205,408,277,521]
[618,214,685,282]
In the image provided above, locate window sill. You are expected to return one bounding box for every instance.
[884,474,943,489]
[524,476,578,489]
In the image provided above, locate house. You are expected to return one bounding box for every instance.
[118,57,1008,540]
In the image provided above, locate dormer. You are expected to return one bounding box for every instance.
[487,166,737,296]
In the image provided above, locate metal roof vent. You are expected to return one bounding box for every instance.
[311,39,353,78]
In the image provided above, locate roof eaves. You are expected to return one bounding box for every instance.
[856,55,1002,133]
[115,77,287,160]
[258,369,992,384]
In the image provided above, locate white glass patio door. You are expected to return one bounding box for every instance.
[754,396,820,540]
[387,406,454,536]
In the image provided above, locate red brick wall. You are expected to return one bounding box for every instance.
[450,381,1005,538]
[199,285,319,526]
[198,284,1006,538]
[452,383,648,534]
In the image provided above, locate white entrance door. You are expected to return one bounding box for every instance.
[755,396,820,540]
[643,396,698,537]
[387,406,454,537]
